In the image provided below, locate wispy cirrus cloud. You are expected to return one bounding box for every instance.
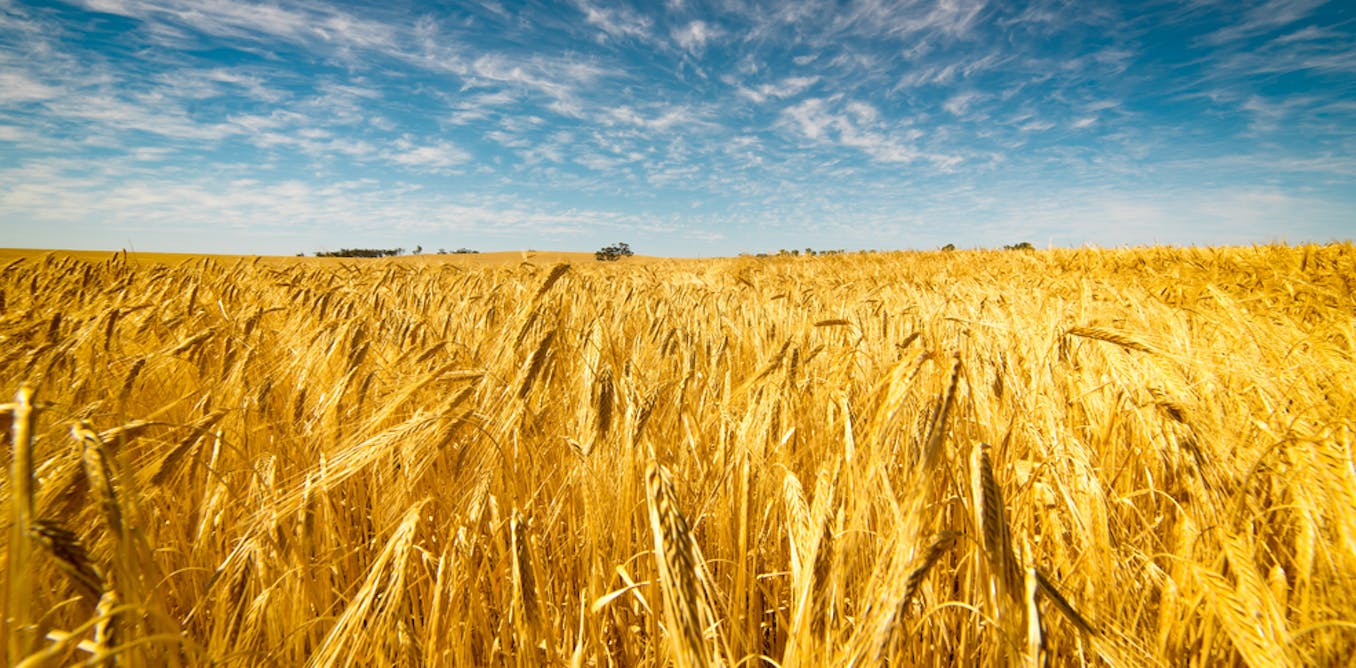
[605,104,705,131]
[0,0,1351,255]
[1199,0,1328,45]
[44,93,244,142]
[732,75,819,104]
[573,0,653,43]
[0,70,60,102]
[77,0,401,53]
[0,154,663,246]
[383,138,471,171]
[151,68,289,104]
[780,97,958,167]
[830,0,989,40]
[671,19,717,54]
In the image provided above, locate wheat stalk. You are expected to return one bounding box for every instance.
[5,384,38,664]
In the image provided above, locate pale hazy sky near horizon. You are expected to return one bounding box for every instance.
[1,0,1353,256]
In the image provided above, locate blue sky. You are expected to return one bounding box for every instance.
[1,0,1352,256]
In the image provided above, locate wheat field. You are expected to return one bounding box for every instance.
[3,244,1354,666]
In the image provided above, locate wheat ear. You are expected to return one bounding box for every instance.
[646,462,721,668]
[970,441,1026,661]
[902,531,961,606]
[510,509,544,651]
[29,519,104,601]
[71,421,131,659]
[919,353,962,473]
[1064,326,1155,354]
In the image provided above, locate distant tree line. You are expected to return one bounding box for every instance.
[942,242,1032,251]
[314,248,404,258]
[733,242,1037,257]
[743,248,850,258]
[312,245,484,257]
[308,241,1036,260]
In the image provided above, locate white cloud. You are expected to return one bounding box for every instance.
[78,0,400,54]
[0,71,61,103]
[484,130,530,148]
[448,108,492,125]
[252,131,375,158]
[467,54,614,116]
[1039,186,1348,245]
[846,100,879,124]
[851,0,988,39]
[894,53,1003,90]
[780,97,956,167]
[384,139,471,170]
[734,75,819,103]
[476,1,512,21]
[672,20,716,54]
[0,157,675,251]
[45,93,242,141]
[943,92,983,116]
[0,125,29,142]
[1201,0,1327,45]
[1019,120,1054,132]
[152,67,288,103]
[1273,25,1336,44]
[574,152,627,171]
[573,0,652,42]
[782,97,834,140]
[1209,33,1356,79]
[447,90,517,125]
[227,110,304,134]
[606,105,702,131]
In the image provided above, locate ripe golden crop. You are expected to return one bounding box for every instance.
[3,244,1354,665]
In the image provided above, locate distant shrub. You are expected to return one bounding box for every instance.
[1004,242,1035,251]
[595,242,634,262]
[941,243,956,252]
